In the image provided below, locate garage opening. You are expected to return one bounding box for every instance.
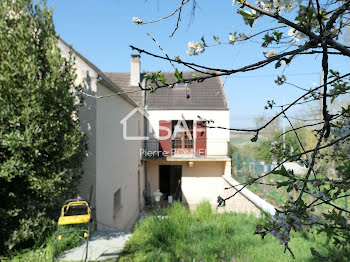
[159,165,182,201]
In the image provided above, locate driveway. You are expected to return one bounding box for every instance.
[59,230,131,261]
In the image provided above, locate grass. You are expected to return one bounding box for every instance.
[8,224,88,262]
[118,202,338,262]
[246,174,289,206]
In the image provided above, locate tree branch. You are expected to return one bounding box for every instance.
[137,0,190,26]
[325,0,350,31]
[130,43,311,87]
[243,1,319,40]
[169,0,187,37]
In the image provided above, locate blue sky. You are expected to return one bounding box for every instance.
[47,0,348,128]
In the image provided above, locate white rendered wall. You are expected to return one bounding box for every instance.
[58,40,97,207]
[147,110,230,156]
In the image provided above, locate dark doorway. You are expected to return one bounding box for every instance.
[159,165,182,201]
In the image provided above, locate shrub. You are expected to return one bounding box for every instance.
[0,0,87,254]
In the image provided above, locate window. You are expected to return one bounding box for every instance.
[113,188,122,216]
[175,82,188,88]
[172,120,193,149]
[173,122,182,149]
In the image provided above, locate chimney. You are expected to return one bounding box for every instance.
[130,54,140,86]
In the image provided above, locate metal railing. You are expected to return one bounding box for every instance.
[142,138,230,158]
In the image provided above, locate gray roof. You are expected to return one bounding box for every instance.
[104,71,228,110]
[104,72,144,106]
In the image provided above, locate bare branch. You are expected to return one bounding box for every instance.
[137,0,190,26]
[202,73,350,132]
[130,43,311,86]
[296,126,325,207]
[169,0,187,37]
[146,32,176,70]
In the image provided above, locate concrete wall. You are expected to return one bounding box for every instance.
[221,178,261,215]
[96,84,143,230]
[146,160,262,215]
[223,175,275,216]
[146,160,230,208]
[147,110,230,156]
[58,40,97,207]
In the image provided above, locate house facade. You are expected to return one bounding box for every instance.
[106,57,232,210]
[59,41,233,231]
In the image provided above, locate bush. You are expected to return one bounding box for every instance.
[0,0,87,254]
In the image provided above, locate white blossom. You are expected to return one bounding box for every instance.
[132,17,143,24]
[288,28,307,41]
[273,0,295,11]
[331,120,350,137]
[256,0,299,13]
[265,50,277,57]
[256,1,271,11]
[187,41,205,56]
[229,33,238,44]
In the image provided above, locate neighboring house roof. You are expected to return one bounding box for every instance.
[59,38,138,108]
[104,71,228,110]
[104,72,145,107]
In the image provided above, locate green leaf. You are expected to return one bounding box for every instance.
[239,10,252,18]
[239,10,256,27]
[201,36,206,47]
[272,165,291,178]
[213,35,220,43]
[174,68,183,82]
[276,181,291,188]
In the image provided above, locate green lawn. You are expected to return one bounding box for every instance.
[118,202,338,262]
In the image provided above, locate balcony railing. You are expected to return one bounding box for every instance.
[141,138,230,158]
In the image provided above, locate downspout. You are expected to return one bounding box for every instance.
[143,78,150,203]
[138,168,141,212]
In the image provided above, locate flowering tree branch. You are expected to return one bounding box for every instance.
[130,0,350,258]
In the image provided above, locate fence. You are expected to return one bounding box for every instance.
[232,152,276,181]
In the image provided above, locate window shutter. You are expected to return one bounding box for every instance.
[159,120,172,155]
[196,121,207,156]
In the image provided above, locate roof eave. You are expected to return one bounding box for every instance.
[59,38,139,108]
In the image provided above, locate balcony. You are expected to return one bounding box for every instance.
[141,138,230,159]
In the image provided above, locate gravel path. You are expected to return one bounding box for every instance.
[58,230,132,261]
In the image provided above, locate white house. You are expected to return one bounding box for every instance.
[59,41,236,231]
[106,56,232,210]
